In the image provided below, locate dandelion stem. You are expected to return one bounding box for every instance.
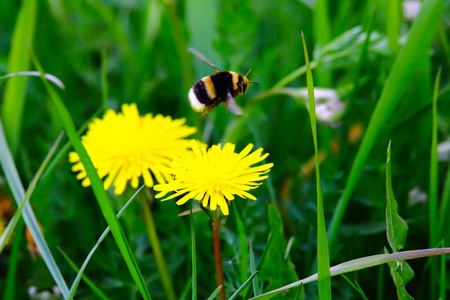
[140,193,176,300]
[212,211,226,300]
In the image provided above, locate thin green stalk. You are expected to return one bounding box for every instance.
[440,240,446,299]
[312,0,332,86]
[140,196,176,300]
[377,263,384,300]
[302,32,331,300]
[441,165,450,242]
[387,0,400,54]
[3,219,24,300]
[101,49,108,109]
[430,68,441,300]
[438,22,450,66]
[350,6,375,103]
[189,201,197,300]
[212,211,226,300]
[232,201,249,288]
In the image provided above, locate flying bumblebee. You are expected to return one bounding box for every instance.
[188,48,258,118]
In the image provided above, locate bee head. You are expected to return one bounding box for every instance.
[240,69,258,94]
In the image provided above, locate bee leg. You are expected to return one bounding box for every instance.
[200,106,214,118]
[225,101,229,113]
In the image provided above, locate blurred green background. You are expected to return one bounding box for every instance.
[0,0,450,299]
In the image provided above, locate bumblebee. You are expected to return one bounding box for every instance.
[188,48,257,118]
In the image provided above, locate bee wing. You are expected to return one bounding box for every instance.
[188,48,221,73]
[226,92,244,115]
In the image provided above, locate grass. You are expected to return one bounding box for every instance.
[0,0,449,299]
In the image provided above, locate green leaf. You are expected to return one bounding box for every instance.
[258,203,299,297]
[385,141,408,253]
[190,200,197,300]
[328,0,444,246]
[385,248,414,300]
[1,0,37,155]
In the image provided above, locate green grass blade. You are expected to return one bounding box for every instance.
[229,271,259,300]
[58,247,109,300]
[0,132,63,253]
[438,22,450,66]
[249,241,261,296]
[29,52,152,300]
[233,193,249,286]
[3,219,24,300]
[293,283,304,300]
[387,0,400,54]
[255,218,280,272]
[312,0,332,86]
[250,248,450,300]
[350,6,375,102]
[0,119,69,297]
[301,31,331,300]
[67,185,144,299]
[206,285,223,300]
[440,240,446,300]
[377,262,385,300]
[385,142,408,253]
[342,274,369,300]
[327,0,444,246]
[190,201,197,300]
[179,277,193,300]
[430,68,441,299]
[100,49,108,108]
[441,166,450,242]
[0,0,37,155]
[430,68,441,244]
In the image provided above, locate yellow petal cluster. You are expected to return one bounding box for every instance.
[69,103,196,194]
[154,140,273,215]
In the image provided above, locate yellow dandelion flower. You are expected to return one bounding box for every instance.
[69,103,196,195]
[153,140,273,215]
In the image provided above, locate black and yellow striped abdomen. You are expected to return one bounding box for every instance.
[188,71,248,113]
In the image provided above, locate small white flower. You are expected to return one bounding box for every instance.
[403,0,421,21]
[438,140,450,162]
